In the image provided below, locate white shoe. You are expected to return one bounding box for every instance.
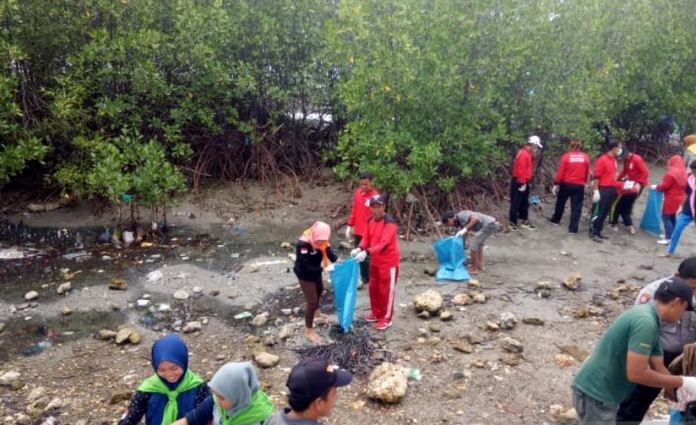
[657,238,670,245]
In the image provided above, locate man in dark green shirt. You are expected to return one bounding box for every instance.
[572,277,696,424]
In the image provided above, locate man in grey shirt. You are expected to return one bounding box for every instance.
[616,256,696,424]
[265,357,352,425]
[442,210,499,274]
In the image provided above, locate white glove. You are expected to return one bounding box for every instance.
[518,184,527,192]
[355,251,367,262]
[323,263,335,273]
[622,180,635,191]
[552,185,559,196]
[345,226,353,239]
[650,184,657,190]
[682,376,696,394]
[350,248,362,257]
[592,190,600,203]
[455,228,467,237]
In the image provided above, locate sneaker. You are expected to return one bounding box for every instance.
[628,225,636,235]
[547,218,560,226]
[657,238,670,245]
[598,234,610,240]
[509,223,518,232]
[364,314,378,322]
[568,231,577,235]
[520,221,537,230]
[375,320,392,330]
[591,235,604,243]
[609,224,619,231]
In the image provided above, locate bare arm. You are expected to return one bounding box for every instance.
[170,419,188,425]
[627,352,682,388]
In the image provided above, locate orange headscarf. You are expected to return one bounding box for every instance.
[299,221,331,267]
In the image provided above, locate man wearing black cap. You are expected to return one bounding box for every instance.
[265,357,353,425]
[350,195,401,330]
[572,278,696,425]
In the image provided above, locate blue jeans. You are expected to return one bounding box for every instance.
[662,213,677,240]
[667,212,696,254]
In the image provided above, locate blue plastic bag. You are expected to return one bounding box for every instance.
[330,258,360,332]
[640,188,663,236]
[433,236,471,283]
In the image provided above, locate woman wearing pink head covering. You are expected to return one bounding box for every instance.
[292,221,338,342]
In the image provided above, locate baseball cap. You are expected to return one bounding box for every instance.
[286,357,353,400]
[527,135,543,149]
[369,195,386,206]
[655,277,695,311]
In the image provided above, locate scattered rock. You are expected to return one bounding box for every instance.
[0,371,22,388]
[499,312,517,330]
[60,306,72,316]
[254,352,280,368]
[630,271,647,281]
[99,329,117,340]
[558,408,579,425]
[136,299,151,308]
[147,270,163,281]
[280,242,292,249]
[209,289,220,297]
[249,264,260,273]
[416,311,431,319]
[115,328,134,344]
[110,390,134,404]
[366,362,408,403]
[554,354,575,368]
[423,267,437,277]
[24,291,39,301]
[183,321,202,333]
[173,290,190,300]
[558,345,590,362]
[486,321,500,331]
[588,306,604,316]
[192,286,203,295]
[575,307,588,318]
[470,358,486,368]
[536,280,552,290]
[472,293,487,303]
[452,341,473,354]
[45,397,62,411]
[563,273,581,290]
[27,387,45,403]
[413,290,443,313]
[252,313,269,327]
[278,326,294,340]
[56,282,71,295]
[228,291,239,299]
[608,289,620,300]
[429,323,441,333]
[500,337,523,353]
[468,279,480,288]
[503,353,521,366]
[129,332,142,344]
[108,278,127,290]
[537,289,552,299]
[439,311,454,321]
[430,350,443,363]
[452,294,472,306]
[522,317,545,326]
[549,404,565,420]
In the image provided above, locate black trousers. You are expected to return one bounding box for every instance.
[353,235,370,284]
[615,350,680,424]
[609,192,639,227]
[550,182,585,233]
[592,187,616,237]
[509,179,529,225]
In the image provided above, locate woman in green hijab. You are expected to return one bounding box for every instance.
[171,362,274,425]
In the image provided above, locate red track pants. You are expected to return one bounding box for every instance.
[368,264,399,323]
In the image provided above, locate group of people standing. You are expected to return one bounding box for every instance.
[292,172,401,343]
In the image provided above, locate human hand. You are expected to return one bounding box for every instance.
[355,251,367,262]
[552,185,559,196]
[350,248,362,257]
[345,226,353,239]
[518,184,527,192]
[592,190,600,203]
[682,376,696,394]
[623,180,635,191]
[455,228,467,237]
[323,263,335,273]
[650,184,657,190]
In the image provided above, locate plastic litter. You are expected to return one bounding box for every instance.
[146,270,163,282]
[404,367,422,380]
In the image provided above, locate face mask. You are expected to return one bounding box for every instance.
[616,148,623,156]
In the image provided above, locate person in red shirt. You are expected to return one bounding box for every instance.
[509,135,543,231]
[345,171,379,286]
[350,195,400,330]
[609,149,650,234]
[548,139,590,234]
[590,140,622,242]
[653,156,687,245]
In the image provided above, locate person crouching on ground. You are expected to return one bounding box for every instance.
[264,357,353,425]
[350,195,400,330]
[118,334,210,425]
[171,362,274,425]
[442,210,499,275]
[293,221,338,343]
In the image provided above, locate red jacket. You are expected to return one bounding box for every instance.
[359,214,400,268]
[593,153,618,188]
[657,174,687,215]
[512,147,533,184]
[555,150,590,185]
[618,153,649,187]
[347,187,379,237]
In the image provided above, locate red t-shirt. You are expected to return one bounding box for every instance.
[593,153,618,188]
[512,147,533,184]
[347,187,379,237]
[358,214,400,268]
[618,154,649,186]
[555,150,590,185]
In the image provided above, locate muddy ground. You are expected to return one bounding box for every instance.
[1,168,696,425]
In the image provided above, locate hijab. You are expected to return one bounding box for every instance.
[667,155,688,189]
[299,221,331,267]
[151,334,189,389]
